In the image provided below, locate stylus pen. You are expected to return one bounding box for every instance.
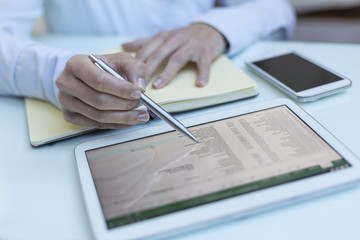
[89,54,198,143]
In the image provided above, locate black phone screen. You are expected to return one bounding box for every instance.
[253,53,342,92]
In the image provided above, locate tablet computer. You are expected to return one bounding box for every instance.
[75,98,360,239]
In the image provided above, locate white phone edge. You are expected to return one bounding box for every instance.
[245,50,352,102]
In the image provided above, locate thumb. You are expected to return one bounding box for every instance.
[122,37,150,52]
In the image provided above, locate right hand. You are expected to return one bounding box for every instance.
[56,52,150,129]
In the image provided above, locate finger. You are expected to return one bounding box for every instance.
[152,45,194,89]
[195,48,212,87]
[62,110,134,129]
[67,54,144,97]
[57,76,139,111]
[145,36,186,83]
[122,37,150,52]
[101,52,146,90]
[135,32,169,62]
[60,93,150,127]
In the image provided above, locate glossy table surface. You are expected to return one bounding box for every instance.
[1,36,360,240]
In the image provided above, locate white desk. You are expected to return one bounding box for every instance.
[1,36,360,240]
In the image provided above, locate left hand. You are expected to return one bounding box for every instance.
[122,23,227,89]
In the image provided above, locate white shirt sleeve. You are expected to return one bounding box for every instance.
[192,0,296,56]
[0,0,296,107]
[0,0,78,107]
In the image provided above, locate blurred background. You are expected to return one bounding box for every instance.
[32,0,360,44]
[289,0,360,43]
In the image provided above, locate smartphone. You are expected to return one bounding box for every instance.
[246,51,351,102]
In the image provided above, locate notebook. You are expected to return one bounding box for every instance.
[25,55,258,147]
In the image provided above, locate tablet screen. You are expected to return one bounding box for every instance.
[85,105,349,229]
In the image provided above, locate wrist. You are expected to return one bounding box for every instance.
[191,22,229,54]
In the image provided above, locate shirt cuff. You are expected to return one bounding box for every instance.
[15,43,87,108]
[191,1,295,56]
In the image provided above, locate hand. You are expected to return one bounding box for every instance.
[56,52,149,129]
[122,23,227,89]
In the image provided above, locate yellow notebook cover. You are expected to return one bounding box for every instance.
[25,55,258,147]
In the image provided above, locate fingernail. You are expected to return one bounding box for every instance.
[131,90,141,98]
[197,78,207,87]
[138,113,149,122]
[136,77,146,90]
[153,78,162,88]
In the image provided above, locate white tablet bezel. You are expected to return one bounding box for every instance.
[75,98,360,240]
